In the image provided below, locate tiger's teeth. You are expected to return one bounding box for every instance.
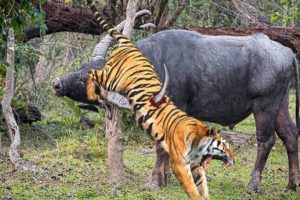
[224,163,231,169]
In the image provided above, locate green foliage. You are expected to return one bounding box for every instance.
[174,0,237,27]
[15,43,41,66]
[121,110,145,143]
[58,134,107,160]
[0,0,47,40]
[269,0,300,26]
[63,97,82,118]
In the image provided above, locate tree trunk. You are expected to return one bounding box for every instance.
[0,133,3,155]
[1,28,21,165]
[26,0,114,41]
[103,0,138,184]
[34,36,52,84]
[105,107,124,183]
[123,0,138,38]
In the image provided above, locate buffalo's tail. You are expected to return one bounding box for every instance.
[293,56,300,133]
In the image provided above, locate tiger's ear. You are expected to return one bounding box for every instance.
[208,126,215,135]
[88,69,97,81]
[213,130,221,139]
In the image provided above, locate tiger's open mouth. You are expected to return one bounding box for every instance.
[201,155,233,170]
[202,156,212,170]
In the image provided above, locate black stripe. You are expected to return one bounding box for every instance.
[193,174,201,183]
[112,64,142,90]
[95,71,99,82]
[146,123,153,135]
[129,84,150,91]
[136,94,151,102]
[138,116,144,127]
[186,132,193,142]
[131,76,158,85]
[191,165,199,172]
[165,110,181,128]
[144,109,157,122]
[195,179,203,186]
[157,135,164,143]
[162,109,180,128]
[191,139,200,150]
[128,89,144,98]
[156,104,169,124]
[107,57,131,89]
[167,114,188,131]
[134,103,145,112]
[123,76,159,92]
[135,75,158,82]
[128,69,155,78]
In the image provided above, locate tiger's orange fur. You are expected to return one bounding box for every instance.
[86,1,234,199]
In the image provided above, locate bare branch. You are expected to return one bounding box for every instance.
[155,0,169,26]
[1,28,21,165]
[165,0,189,27]
[232,0,271,25]
[122,0,138,38]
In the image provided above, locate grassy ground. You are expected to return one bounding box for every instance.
[1,93,300,199]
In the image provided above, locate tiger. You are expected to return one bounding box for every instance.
[86,1,234,199]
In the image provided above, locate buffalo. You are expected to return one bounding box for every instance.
[52,29,300,192]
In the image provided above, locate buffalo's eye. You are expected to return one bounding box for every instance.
[78,74,86,83]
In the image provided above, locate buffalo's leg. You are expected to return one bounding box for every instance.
[248,103,277,193]
[275,94,300,191]
[148,142,170,190]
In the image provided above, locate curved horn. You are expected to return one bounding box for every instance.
[92,9,152,60]
[153,64,169,103]
[139,23,156,28]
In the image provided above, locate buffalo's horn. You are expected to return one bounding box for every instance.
[139,23,156,28]
[153,64,169,104]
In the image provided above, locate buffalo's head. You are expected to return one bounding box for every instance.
[51,59,105,104]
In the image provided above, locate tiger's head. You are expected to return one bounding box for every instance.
[86,69,107,102]
[199,132,234,170]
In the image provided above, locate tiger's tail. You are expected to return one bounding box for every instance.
[87,0,130,44]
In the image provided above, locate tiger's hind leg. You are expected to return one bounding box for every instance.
[191,163,210,200]
[170,158,201,200]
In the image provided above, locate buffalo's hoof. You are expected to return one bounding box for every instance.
[145,181,161,191]
[247,182,262,194]
[286,183,297,192]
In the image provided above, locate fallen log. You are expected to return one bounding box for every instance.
[219,130,253,146]
[183,25,300,56]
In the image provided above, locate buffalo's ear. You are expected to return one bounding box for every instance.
[78,104,99,113]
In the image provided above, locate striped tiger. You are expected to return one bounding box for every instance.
[86,1,234,199]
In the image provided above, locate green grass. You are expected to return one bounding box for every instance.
[1,93,300,199]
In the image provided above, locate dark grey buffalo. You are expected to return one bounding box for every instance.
[52,30,300,192]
